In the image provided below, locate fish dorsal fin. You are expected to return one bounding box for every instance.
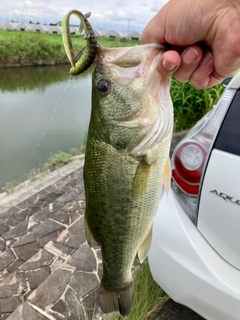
[84,217,99,247]
[138,224,153,264]
[163,157,171,195]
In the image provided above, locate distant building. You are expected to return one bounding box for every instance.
[16,23,31,31]
[127,32,141,41]
[1,22,18,31]
[93,29,108,37]
[48,26,62,34]
[28,24,49,33]
[0,21,142,40]
[105,30,121,39]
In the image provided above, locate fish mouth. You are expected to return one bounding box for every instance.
[97,43,165,67]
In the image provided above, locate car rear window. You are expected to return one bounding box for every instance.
[214,89,240,156]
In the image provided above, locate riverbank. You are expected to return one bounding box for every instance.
[0,30,141,68]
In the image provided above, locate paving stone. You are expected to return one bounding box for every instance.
[15,201,30,210]
[12,233,37,248]
[69,211,80,223]
[44,241,73,259]
[49,201,65,212]
[56,189,79,204]
[3,207,19,219]
[0,271,27,299]
[30,207,51,223]
[54,185,72,195]
[55,229,69,244]
[0,273,18,299]
[39,192,60,203]
[0,296,22,313]
[66,244,96,272]
[7,302,50,320]
[45,185,58,193]
[27,269,73,310]
[69,271,99,298]
[65,233,86,249]
[64,287,85,320]
[68,217,84,234]
[38,230,60,248]
[47,312,65,320]
[0,249,16,271]
[51,210,69,224]
[61,200,80,212]
[75,191,85,201]
[28,207,42,217]
[2,219,29,240]
[20,249,55,271]
[27,266,51,289]
[7,259,24,273]
[66,179,78,188]
[0,313,11,320]
[82,287,100,320]
[0,224,10,237]
[28,200,44,209]
[50,257,64,273]
[51,299,68,317]
[26,194,40,206]
[0,238,6,252]
[32,219,65,238]
[14,241,40,262]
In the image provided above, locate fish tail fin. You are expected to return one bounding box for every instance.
[100,281,134,317]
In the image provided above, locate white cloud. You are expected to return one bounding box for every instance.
[0,0,168,31]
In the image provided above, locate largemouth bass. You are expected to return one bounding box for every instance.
[84,44,173,317]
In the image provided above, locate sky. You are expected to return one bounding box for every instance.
[0,0,168,32]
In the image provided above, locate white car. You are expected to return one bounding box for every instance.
[149,73,240,320]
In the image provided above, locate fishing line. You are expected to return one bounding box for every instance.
[31,77,72,158]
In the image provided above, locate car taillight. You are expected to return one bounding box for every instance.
[171,88,236,225]
[173,142,207,195]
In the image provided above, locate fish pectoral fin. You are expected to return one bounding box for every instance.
[138,224,153,264]
[163,157,171,195]
[84,217,99,248]
[131,162,151,199]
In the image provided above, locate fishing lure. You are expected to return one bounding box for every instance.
[62,10,98,76]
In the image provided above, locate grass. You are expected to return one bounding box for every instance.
[104,261,169,320]
[171,78,224,131]
[1,151,74,193]
[0,30,141,66]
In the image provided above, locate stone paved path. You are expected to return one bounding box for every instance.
[0,156,103,320]
[0,131,195,320]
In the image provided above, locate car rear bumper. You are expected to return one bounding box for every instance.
[148,191,240,320]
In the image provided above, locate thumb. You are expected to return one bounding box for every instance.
[141,6,168,45]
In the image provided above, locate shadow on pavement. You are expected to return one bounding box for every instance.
[155,299,206,320]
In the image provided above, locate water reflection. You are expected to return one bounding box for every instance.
[0,64,92,191]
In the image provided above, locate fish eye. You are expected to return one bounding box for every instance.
[97,79,111,94]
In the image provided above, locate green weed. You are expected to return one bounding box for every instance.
[171,78,224,131]
[42,151,72,171]
[104,261,169,320]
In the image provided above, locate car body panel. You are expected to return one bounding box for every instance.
[198,149,240,270]
[149,190,240,320]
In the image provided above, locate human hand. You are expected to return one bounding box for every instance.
[142,0,240,89]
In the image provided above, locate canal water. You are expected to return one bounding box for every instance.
[0,64,92,192]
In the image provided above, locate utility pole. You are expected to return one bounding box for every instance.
[127,20,131,32]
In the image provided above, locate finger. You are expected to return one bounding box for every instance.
[189,52,216,89]
[172,45,203,83]
[157,50,181,78]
